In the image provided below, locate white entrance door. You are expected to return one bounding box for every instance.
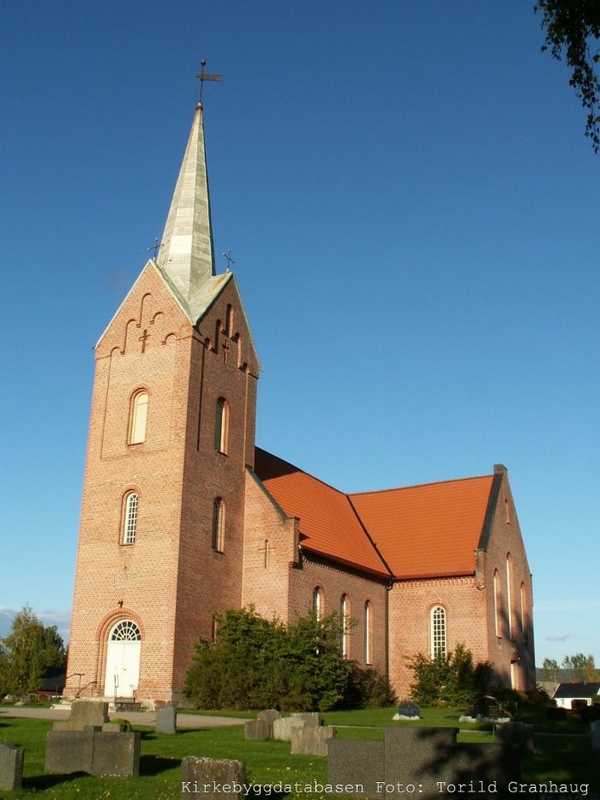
[104,620,141,698]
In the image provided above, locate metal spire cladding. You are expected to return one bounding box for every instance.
[157,103,216,315]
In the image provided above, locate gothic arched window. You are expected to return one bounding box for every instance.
[212,498,225,552]
[129,391,148,444]
[122,493,138,545]
[313,587,324,621]
[364,600,373,664]
[214,397,229,454]
[431,606,447,658]
[340,594,350,658]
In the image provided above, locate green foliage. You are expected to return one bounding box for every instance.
[184,607,392,711]
[562,652,598,681]
[536,0,600,151]
[0,606,66,696]
[407,644,491,707]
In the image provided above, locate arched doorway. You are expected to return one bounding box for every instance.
[104,619,141,698]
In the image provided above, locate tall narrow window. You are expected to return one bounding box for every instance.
[520,582,528,643]
[340,594,350,658]
[506,553,514,639]
[364,601,372,664]
[122,493,138,545]
[129,391,148,444]
[313,587,324,620]
[494,569,501,637]
[225,304,234,335]
[212,498,225,552]
[431,606,446,658]
[214,398,229,454]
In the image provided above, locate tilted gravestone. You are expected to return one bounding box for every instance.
[0,742,24,792]
[53,699,110,731]
[181,756,246,800]
[291,724,336,756]
[156,705,177,735]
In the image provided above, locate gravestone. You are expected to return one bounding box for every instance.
[45,729,140,776]
[257,709,281,725]
[495,720,535,753]
[0,742,24,792]
[53,699,109,731]
[243,719,271,741]
[45,729,95,774]
[92,731,140,776]
[273,716,305,741]
[471,696,500,720]
[326,727,521,800]
[156,705,177,734]
[291,724,336,756]
[181,756,246,800]
[291,711,321,727]
[393,701,420,719]
[327,739,385,798]
[591,720,600,750]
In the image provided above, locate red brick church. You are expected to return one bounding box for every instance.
[65,103,535,704]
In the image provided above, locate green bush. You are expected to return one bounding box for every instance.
[184,607,392,711]
[408,644,491,707]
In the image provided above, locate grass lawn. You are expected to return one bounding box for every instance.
[0,707,598,798]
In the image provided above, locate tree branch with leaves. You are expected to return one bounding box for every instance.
[536,0,600,152]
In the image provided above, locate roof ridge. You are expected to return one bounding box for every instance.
[348,472,493,498]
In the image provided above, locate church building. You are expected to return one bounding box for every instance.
[65,103,535,704]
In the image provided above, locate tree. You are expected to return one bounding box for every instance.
[541,657,560,682]
[562,652,598,682]
[535,0,600,152]
[407,644,492,707]
[0,606,66,696]
[184,607,393,711]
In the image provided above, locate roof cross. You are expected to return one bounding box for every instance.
[223,249,235,271]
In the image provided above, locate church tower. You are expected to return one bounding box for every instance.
[66,104,260,703]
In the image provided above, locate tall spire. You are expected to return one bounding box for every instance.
[157,103,216,310]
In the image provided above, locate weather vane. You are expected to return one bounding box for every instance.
[196,59,222,105]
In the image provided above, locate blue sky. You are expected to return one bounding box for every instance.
[1,1,598,668]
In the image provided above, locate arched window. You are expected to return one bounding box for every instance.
[340,594,350,658]
[364,601,372,664]
[212,498,225,552]
[122,493,138,545]
[506,553,514,639]
[109,620,141,641]
[225,304,234,335]
[313,587,324,620]
[520,582,528,643]
[431,606,446,658]
[494,569,501,637]
[214,398,229,454]
[129,391,148,444]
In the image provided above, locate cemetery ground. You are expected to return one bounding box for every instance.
[0,705,599,799]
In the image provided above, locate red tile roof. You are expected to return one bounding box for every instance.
[254,448,494,581]
[349,476,494,579]
[254,449,389,577]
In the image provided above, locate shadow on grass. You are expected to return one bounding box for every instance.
[23,771,88,792]
[140,753,181,775]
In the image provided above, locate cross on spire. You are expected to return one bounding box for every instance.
[223,249,235,271]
